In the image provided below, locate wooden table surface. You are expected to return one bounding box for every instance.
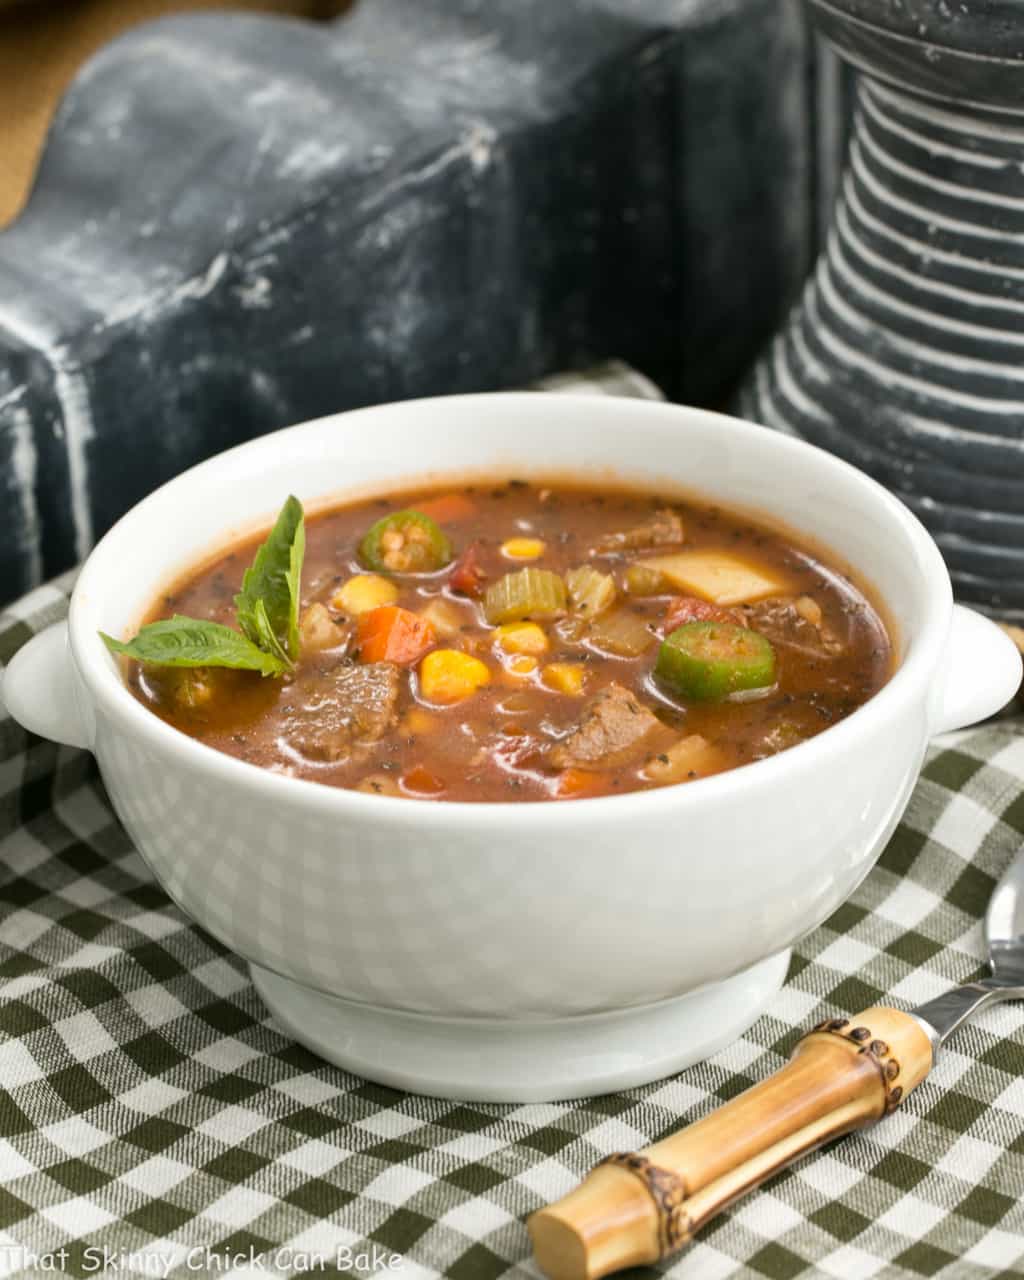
[0,0,349,229]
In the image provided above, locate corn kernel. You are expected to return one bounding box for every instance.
[492,621,550,656]
[542,663,586,696]
[332,574,399,616]
[795,595,823,627]
[505,654,539,677]
[501,537,546,560]
[401,707,438,736]
[419,649,491,704]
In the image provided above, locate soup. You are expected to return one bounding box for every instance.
[114,481,892,801]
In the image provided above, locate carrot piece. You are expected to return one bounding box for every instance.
[449,543,487,597]
[663,595,741,634]
[357,606,436,665]
[401,764,446,796]
[552,768,613,800]
[415,493,478,525]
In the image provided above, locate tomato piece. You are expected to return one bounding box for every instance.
[449,543,487,597]
[415,493,478,525]
[356,606,436,665]
[663,595,741,634]
[493,733,545,771]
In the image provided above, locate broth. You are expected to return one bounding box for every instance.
[124,481,892,801]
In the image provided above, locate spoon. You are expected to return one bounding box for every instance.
[529,846,1024,1280]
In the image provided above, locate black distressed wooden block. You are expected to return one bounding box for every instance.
[0,0,814,604]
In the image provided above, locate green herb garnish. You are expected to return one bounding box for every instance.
[234,493,304,662]
[100,495,305,677]
[101,616,291,676]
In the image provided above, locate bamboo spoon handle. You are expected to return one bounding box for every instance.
[528,1007,934,1280]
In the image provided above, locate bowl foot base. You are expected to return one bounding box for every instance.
[250,950,791,1102]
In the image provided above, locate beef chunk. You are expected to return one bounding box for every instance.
[741,597,843,657]
[549,683,666,770]
[594,509,683,554]
[283,661,400,763]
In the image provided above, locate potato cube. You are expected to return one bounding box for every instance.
[638,551,787,606]
[299,603,344,651]
[419,597,466,638]
[641,734,725,784]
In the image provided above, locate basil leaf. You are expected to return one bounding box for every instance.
[101,616,289,676]
[246,597,291,666]
[101,495,306,680]
[234,494,305,661]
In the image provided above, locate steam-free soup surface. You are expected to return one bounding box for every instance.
[128,482,892,801]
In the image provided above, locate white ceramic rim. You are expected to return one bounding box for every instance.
[68,394,953,824]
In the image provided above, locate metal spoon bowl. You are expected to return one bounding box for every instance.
[911,844,1024,1049]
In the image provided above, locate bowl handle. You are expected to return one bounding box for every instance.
[2,621,94,749]
[930,605,1022,737]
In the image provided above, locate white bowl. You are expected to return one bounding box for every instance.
[4,395,1020,1101]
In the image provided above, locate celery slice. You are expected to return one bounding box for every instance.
[566,565,616,618]
[624,563,668,596]
[483,569,566,624]
[586,607,656,657]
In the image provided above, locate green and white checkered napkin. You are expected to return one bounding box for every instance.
[1,366,1022,1280]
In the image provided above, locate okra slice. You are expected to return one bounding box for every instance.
[359,510,452,574]
[655,621,776,701]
